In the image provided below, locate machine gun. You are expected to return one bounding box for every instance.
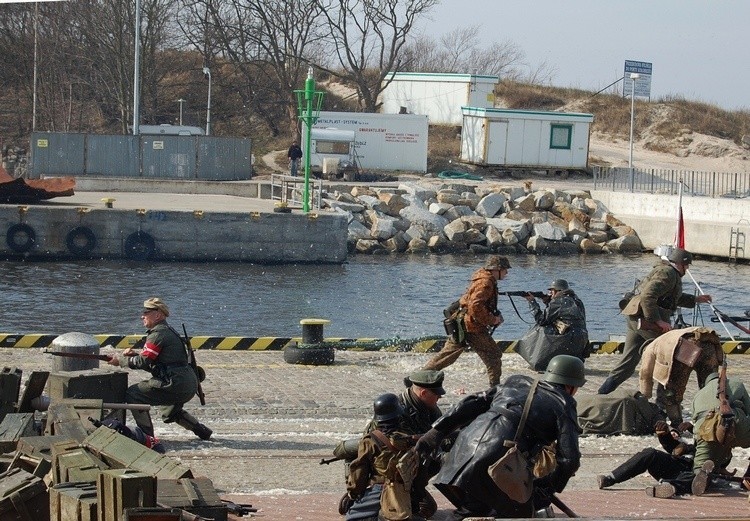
[182,324,206,406]
[499,291,547,299]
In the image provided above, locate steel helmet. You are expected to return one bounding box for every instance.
[544,355,586,387]
[549,279,569,291]
[667,247,693,265]
[373,393,404,422]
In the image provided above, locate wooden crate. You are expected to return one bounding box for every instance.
[49,482,98,521]
[97,469,156,521]
[0,413,37,454]
[157,477,227,521]
[0,467,49,521]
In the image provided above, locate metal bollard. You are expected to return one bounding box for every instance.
[49,332,100,371]
[300,318,331,344]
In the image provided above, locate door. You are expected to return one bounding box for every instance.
[487,121,508,165]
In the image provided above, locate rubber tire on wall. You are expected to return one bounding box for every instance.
[124,231,156,261]
[66,226,97,257]
[6,223,36,253]
[283,343,335,365]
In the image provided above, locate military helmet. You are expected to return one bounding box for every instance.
[549,279,569,291]
[373,393,404,422]
[484,255,511,271]
[544,355,586,387]
[667,247,693,265]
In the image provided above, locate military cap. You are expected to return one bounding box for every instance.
[667,247,693,265]
[549,279,569,291]
[404,369,446,395]
[484,255,511,271]
[143,297,170,317]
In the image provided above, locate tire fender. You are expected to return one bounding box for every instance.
[124,231,156,261]
[283,343,335,365]
[6,223,36,253]
[66,226,97,257]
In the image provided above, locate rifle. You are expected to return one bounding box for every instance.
[499,290,547,299]
[550,494,578,518]
[182,324,206,406]
[45,350,114,361]
[715,357,735,445]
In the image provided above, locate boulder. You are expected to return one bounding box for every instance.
[587,230,609,243]
[404,224,431,243]
[610,225,636,238]
[351,186,377,197]
[533,190,556,210]
[398,182,436,201]
[485,225,504,248]
[326,199,365,213]
[444,219,469,242]
[370,217,397,241]
[399,205,449,235]
[579,238,605,253]
[607,235,643,253]
[348,220,371,241]
[407,238,429,253]
[533,221,567,241]
[356,239,385,254]
[378,193,409,217]
[502,228,519,245]
[436,190,461,205]
[476,192,507,218]
[384,232,409,253]
[515,194,537,212]
[486,217,532,242]
[358,194,388,213]
[461,215,487,231]
[459,192,481,209]
[443,205,475,222]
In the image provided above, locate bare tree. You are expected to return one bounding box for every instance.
[176,0,327,138]
[314,0,438,112]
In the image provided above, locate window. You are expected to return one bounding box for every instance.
[549,124,572,150]
[315,140,350,155]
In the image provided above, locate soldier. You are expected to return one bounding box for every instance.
[344,394,423,521]
[108,298,212,440]
[415,355,585,519]
[598,248,712,395]
[423,255,509,386]
[638,327,723,425]
[525,279,586,333]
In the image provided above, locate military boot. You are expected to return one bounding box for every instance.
[176,411,213,440]
[130,408,155,437]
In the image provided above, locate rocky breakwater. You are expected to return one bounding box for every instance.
[323,181,644,255]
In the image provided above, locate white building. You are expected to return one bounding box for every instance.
[380,72,498,125]
[460,107,594,170]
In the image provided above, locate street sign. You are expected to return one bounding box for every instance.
[624,60,653,98]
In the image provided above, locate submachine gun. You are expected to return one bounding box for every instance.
[499,290,547,299]
[181,324,206,406]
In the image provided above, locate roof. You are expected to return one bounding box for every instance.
[461,106,595,122]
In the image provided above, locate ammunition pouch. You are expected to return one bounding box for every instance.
[697,409,736,446]
[194,365,206,382]
[442,301,466,344]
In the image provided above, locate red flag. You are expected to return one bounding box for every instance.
[674,206,685,248]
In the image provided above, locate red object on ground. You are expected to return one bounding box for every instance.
[0,164,75,203]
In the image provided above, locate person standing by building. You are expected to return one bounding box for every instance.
[287,141,303,177]
[598,248,712,395]
[415,355,585,519]
[423,256,509,387]
[108,297,212,440]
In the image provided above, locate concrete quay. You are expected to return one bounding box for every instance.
[0,186,348,263]
[3,347,749,519]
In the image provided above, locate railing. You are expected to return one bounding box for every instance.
[270,174,323,210]
[593,167,750,198]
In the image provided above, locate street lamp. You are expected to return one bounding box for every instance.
[202,67,211,136]
[176,98,186,125]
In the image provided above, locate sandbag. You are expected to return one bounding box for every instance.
[515,324,589,372]
[577,388,665,435]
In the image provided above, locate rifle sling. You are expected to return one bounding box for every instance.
[512,378,540,443]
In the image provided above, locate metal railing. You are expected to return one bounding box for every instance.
[593,167,750,198]
[270,174,323,210]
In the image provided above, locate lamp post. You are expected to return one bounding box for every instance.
[176,98,186,125]
[628,73,640,191]
[133,0,141,135]
[202,67,211,136]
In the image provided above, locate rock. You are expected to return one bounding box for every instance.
[378,193,409,217]
[407,238,429,253]
[515,194,537,212]
[476,192,507,218]
[568,217,588,236]
[351,186,376,197]
[485,225,504,247]
[335,191,358,203]
[355,239,385,253]
[465,229,486,244]
[427,235,451,252]
[357,194,388,213]
[587,230,609,243]
[347,220,371,241]
[533,221,567,241]
[443,205,475,222]
[403,224,431,243]
[399,205,449,235]
[468,244,492,254]
[526,235,548,253]
[370,217,397,241]
[398,182,436,201]
[436,190,461,205]
[579,238,604,253]
[533,190,556,210]
[501,228,519,245]
[610,225,635,238]
[384,232,408,253]
[605,213,626,228]
[588,219,609,232]
[461,215,487,231]
[444,219,469,242]
[486,217,532,242]
[428,202,452,215]
[326,199,365,213]
[607,235,643,252]
[459,192,481,209]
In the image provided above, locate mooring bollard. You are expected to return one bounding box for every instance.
[300,318,331,344]
[49,332,101,371]
[283,318,335,365]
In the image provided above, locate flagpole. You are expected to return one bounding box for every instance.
[675,178,685,248]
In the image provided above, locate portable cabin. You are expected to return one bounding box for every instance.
[380,72,498,125]
[138,124,205,136]
[460,107,594,170]
[304,128,356,173]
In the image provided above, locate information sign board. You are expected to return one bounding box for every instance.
[624,60,653,98]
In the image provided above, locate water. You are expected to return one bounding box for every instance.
[1,254,748,340]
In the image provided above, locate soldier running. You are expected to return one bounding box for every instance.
[423,256,509,386]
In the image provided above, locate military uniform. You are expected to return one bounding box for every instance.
[424,257,509,386]
[119,297,211,440]
[599,260,699,395]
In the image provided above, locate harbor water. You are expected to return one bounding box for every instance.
[1,253,748,341]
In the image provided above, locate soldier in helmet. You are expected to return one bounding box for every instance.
[525,279,586,333]
[415,355,585,519]
[344,394,424,521]
[108,298,211,441]
[598,248,712,396]
[423,255,510,386]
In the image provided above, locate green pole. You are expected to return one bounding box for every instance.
[303,67,315,213]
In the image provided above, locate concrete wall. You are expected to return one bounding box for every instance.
[592,190,750,259]
[0,206,348,263]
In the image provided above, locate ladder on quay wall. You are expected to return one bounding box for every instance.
[729,225,746,262]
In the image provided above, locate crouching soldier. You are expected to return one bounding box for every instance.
[343,394,424,521]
